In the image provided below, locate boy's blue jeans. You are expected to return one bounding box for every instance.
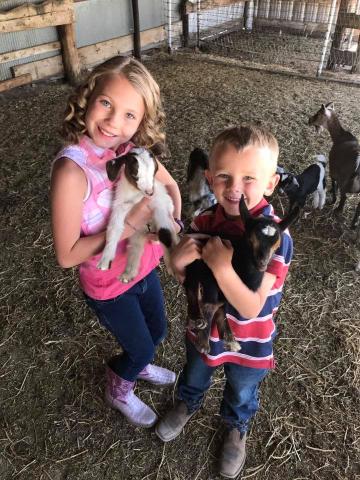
[178,338,269,434]
[84,270,167,382]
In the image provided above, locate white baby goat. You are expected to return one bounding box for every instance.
[97,147,178,283]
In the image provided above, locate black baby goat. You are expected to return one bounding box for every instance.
[276,154,327,213]
[183,196,299,354]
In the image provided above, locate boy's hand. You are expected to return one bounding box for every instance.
[170,235,203,282]
[202,237,233,275]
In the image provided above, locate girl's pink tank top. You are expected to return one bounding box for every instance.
[54,135,163,300]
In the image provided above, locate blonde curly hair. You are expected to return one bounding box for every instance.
[61,56,165,152]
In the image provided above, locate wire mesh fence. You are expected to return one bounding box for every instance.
[164,0,360,82]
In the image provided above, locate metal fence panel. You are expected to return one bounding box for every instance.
[165,0,360,83]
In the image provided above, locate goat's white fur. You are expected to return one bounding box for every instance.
[312,154,327,209]
[98,148,178,283]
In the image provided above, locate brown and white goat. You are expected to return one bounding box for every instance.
[97,147,178,282]
[308,103,360,229]
[186,148,217,217]
[183,196,299,354]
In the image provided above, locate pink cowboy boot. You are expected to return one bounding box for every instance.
[137,364,176,386]
[105,366,157,428]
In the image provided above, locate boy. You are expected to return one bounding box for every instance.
[155,125,293,478]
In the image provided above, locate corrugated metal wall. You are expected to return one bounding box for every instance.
[0,0,176,81]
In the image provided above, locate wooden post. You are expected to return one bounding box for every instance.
[57,23,81,85]
[131,0,141,60]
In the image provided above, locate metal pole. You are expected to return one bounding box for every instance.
[168,0,172,53]
[197,0,201,49]
[131,0,141,60]
[317,0,337,77]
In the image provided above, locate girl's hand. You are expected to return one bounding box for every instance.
[126,197,153,231]
[170,235,203,282]
[202,237,233,275]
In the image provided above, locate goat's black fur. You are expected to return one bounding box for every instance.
[277,156,327,212]
[184,197,299,353]
[186,148,209,182]
[186,148,217,217]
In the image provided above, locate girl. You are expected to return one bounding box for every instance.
[51,56,182,428]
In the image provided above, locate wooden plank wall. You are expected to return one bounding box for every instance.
[0,0,174,92]
[10,25,167,81]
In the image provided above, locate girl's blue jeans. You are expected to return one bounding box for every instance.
[178,338,269,434]
[84,270,167,382]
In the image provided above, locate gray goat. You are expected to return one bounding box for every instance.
[308,102,360,229]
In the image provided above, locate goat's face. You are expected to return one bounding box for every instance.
[247,219,282,271]
[279,175,299,196]
[308,102,334,133]
[106,148,158,195]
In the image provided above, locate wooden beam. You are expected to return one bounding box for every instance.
[185,0,237,14]
[11,25,167,81]
[57,23,81,84]
[0,42,61,64]
[0,0,71,20]
[0,10,74,32]
[12,56,64,81]
[0,74,32,93]
[78,26,165,67]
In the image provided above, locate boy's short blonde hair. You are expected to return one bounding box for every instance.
[61,56,165,151]
[210,124,279,172]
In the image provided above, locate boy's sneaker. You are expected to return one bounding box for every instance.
[105,366,157,428]
[219,429,247,478]
[155,401,196,442]
[137,364,176,386]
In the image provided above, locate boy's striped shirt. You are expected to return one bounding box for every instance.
[187,200,293,369]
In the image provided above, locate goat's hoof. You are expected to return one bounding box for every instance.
[196,343,210,354]
[97,259,111,270]
[118,273,134,284]
[224,341,241,352]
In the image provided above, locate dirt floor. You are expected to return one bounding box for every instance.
[1,51,360,480]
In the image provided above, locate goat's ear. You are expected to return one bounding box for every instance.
[325,102,334,111]
[239,195,250,222]
[278,206,300,231]
[106,156,128,181]
[154,157,159,175]
[150,142,166,159]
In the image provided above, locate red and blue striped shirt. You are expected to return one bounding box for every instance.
[187,199,293,369]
